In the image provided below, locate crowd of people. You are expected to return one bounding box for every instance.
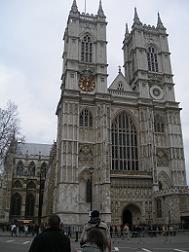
[28,210,111,252]
[9,222,43,237]
[0,211,179,252]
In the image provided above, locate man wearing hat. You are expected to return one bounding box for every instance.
[80,210,111,252]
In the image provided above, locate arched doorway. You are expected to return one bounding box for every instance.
[122,204,141,226]
[123,209,132,226]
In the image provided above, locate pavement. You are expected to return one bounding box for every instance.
[0,229,189,252]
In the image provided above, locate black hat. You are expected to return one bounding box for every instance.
[91,210,100,218]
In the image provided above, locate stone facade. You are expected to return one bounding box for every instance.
[2,140,51,223]
[49,1,189,227]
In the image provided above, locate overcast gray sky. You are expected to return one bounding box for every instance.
[0,0,189,184]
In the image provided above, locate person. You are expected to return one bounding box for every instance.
[123,223,129,240]
[28,214,71,252]
[80,210,111,252]
[81,228,108,252]
[10,223,17,237]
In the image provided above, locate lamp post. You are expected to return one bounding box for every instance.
[89,167,94,211]
[37,152,43,227]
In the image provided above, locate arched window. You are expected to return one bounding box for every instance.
[117,82,124,91]
[81,34,93,63]
[41,162,47,178]
[86,179,92,203]
[80,109,93,127]
[154,114,165,133]
[12,180,22,188]
[112,111,138,171]
[28,161,36,176]
[147,46,158,72]
[25,193,35,217]
[159,181,163,190]
[10,193,22,216]
[27,181,36,190]
[156,198,162,218]
[16,161,24,176]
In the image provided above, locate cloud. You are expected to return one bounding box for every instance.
[0,0,189,184]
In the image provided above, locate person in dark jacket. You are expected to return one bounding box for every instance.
[28,215,71,252]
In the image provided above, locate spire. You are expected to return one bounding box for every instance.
[133,7,142,25]
[70,0,79,14]
[97,0,105,17]
[125,23,129,36]
[157,12,166,30]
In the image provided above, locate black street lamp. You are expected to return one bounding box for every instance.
[89,167,94,211]
[37,152,43,227]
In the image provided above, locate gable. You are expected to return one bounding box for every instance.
[108,72,132,92]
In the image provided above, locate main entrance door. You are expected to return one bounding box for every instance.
[122,204,141,226]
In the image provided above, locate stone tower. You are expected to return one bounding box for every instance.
[54,0,111,225]
[52,2,189,226]
[110,8,188,225]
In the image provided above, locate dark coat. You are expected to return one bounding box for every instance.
[28,227,71,252]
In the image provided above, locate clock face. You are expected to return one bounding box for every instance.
[79,69,95,92]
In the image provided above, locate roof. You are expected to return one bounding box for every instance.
[16,142,52,157]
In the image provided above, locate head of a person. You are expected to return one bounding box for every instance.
[87,228,107,251]
[89,210,100,224]
[48,214,61,228]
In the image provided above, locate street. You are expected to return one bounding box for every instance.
[0,232,189,252]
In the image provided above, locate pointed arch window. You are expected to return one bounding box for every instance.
[16,161,24,176]
[86,179,92,203]
[81,34,93,63]
[80,109,93,127]
[25,193,35,217]
[13,180,22,188]
[147,46,159,72]
[156,198,162,218]
[41,162,47,178]
[154,114,165,133]
[28,161,36,177]
[27,181,36,190]
[10,193,22,216]
[112,111,138,171]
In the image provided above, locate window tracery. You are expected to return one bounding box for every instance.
[81,34,93,63]
[154,114,165,133]
[25,193,35,217]
[10,193,22,216]
[112,111,138,171]
[16,161,24,176]
[12,180,22,188]
[41,162,47,178]
[147,46,159,72]
[28,161,36,176]
[80,109,93,127]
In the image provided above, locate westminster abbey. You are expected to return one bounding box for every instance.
[2,0,189,227]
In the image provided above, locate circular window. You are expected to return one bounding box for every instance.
[150,86,163,100]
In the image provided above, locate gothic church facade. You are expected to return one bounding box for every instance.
[50,0,189,226]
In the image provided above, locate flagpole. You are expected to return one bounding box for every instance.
[85,0,86,13]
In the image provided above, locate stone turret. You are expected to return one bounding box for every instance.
[157,12,166,32]
[97,0,105,17]
[70,0,79,14]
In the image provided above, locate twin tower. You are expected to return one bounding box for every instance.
[46,0,188,226]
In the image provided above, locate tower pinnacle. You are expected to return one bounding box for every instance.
[133,7,142,25]
[70,0,79,14]
[97,0,105,17]
[157,12,166,30]
[125,23,129,36]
